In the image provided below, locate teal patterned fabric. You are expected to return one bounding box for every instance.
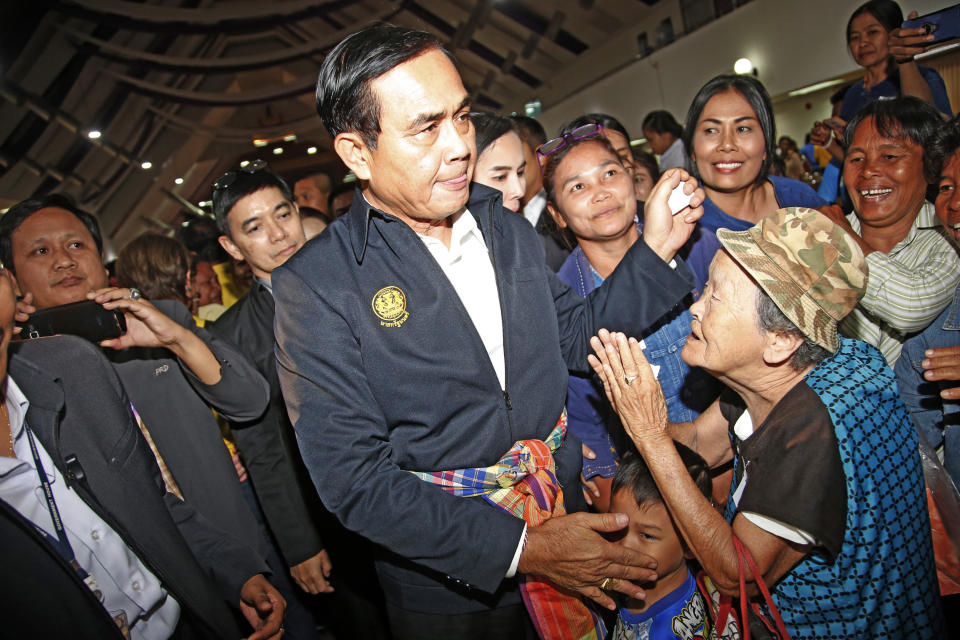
[724,337,942,638]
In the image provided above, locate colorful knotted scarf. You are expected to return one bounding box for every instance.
[412,410,604,640]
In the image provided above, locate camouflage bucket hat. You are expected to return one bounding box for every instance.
[716,207,868,352]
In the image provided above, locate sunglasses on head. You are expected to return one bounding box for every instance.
[535,123,606,168]
[211,159,268,192]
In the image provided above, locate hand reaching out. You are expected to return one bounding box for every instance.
[587,329,670,447]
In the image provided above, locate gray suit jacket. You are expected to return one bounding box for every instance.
[105,299,272,569]
[4,335,263,637]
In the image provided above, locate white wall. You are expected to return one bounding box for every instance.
[537,0,947,139]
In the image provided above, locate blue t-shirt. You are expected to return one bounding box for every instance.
[840,65,952,121]
[611,571,708,640]
[699,176,826,235]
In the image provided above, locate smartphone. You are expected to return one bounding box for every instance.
[17,299,126,342]
[903,4,960,45]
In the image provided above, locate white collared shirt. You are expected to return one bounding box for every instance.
[522,190,547,228]
[418,209,528,575]
[418,209,506,389]
[0,377,180,639]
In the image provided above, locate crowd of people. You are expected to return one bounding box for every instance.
[1,1,958,639]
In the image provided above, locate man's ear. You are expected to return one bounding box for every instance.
[218,234,245,264]
[333,132,373,181]
[762,330,805,367]
[546,202,568,229]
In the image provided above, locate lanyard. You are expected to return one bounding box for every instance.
[22,424,94,584]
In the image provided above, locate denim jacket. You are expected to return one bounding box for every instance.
[895,283,960,487]
[556,226,721,477]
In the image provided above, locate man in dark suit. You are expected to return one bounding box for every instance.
[0,194,273,567]
[272,24,707,638]
[0,265,285,638]
[210,165,390,638]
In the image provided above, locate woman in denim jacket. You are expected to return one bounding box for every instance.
[544,130,721,510]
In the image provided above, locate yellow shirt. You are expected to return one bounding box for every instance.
[212,262,248,308]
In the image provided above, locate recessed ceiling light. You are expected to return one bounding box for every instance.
[273,147,283,155]
[307,146,317,155]
[140,161,152,170]
[174,177,184,185]
[87,130,102,140]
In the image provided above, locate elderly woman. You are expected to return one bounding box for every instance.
[589,207,943,638]
[823,96,960,366]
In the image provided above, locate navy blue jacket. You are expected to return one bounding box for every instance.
[273,184,695,614]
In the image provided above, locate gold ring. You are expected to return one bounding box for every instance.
[600,577,613,590]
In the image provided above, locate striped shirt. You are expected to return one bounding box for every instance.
[841,202,960,366]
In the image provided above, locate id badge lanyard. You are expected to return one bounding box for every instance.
[23,424,103,601]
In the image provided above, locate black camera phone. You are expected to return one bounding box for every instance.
[17,299,127,343]
[903,4,960,46]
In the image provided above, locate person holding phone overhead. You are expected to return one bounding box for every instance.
[811,0,953,160]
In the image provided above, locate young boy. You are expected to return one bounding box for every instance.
[608,447,716,640]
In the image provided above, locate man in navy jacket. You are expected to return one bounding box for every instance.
[274,24,705,638]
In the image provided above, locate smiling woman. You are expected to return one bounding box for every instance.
[683,75,826,235]
[828,96,960,366]
[545,133,720,511]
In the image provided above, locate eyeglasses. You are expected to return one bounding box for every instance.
[211,159,268,191]
[535,123,606,168]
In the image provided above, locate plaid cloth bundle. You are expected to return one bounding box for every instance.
[412,410,605,640]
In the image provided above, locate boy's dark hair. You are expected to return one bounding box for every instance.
[611,445,712,509]
[316,24,450,149]
[631,148,661,184]
[0,194,104,275]
[683,74,777,188]
[642,110,683,138]
[561,113,631,144]
[844,96,944,184]
[212,166,293,237]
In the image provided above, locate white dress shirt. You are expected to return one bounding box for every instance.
[418,209,506,389]
[522,189,547,228]
[0,377,180,639]
[417,209,527,576]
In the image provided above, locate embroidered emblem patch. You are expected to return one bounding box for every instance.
[372,285,409,327]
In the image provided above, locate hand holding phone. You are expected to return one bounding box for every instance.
[894,6,960,61]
